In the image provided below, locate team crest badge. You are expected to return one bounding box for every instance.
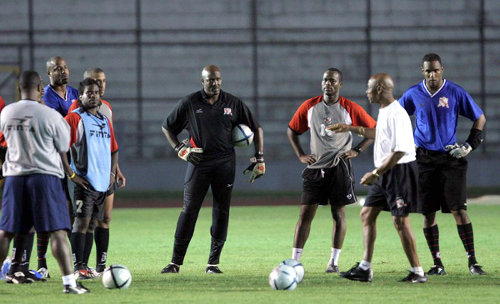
[396,198,406,208]
[438,97,449,108]
[223,108,232,115]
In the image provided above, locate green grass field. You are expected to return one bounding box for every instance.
[1,201,499,303]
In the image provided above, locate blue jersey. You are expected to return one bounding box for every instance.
[43,85,79,117]
[399,80,483,152]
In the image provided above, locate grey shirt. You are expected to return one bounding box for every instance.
[0,99,70,178]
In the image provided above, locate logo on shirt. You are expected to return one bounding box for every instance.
[92,123,106,131]
[196,108,203,114]
[324,117,332,124]
[438,97,449,108]
[6,117,35,132]
[223,108,232,116]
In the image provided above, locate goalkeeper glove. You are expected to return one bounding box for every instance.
[243,154,265,183]
[175,139,203,165]
[445,143,472,159]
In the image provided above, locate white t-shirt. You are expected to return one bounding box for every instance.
[374,100,416,168]
[1,99,70,178]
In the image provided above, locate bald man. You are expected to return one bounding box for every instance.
[161,65,265,274]
[43,56,79,117]
[329,74,426,283]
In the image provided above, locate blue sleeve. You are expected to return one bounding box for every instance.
[43,96,63,115]
[398,91,415,116]
[457,88,483,121]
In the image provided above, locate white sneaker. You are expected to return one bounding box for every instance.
[0,257,12,280]
[37,267,51,279]
[87,267,101,278]
[63,282,90,294]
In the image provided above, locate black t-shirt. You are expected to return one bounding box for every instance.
[163,90,260,160]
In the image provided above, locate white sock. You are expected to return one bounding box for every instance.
[412,266,424,276]
[292,248,303,261]
[62,274,76,287]
[359,260,371,270]
[329,248,341,266]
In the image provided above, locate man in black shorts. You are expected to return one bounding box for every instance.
[60,78,119,279]
[160,65,265,274]
[287,68,375,273]
[399,53,486,275]
[331,73,426,283]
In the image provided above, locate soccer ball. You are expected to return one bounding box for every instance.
[232,124,254,148]
[102,264,132,290]
[280,259,304,283]
[268,265,297,291]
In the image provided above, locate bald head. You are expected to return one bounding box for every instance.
[46,56,69,86]
[370,73,394,92]
[46,56,64,72]
[83,67,104,79]
[201,65,222,99]
[201,65,221,78]
[366,73,395,106]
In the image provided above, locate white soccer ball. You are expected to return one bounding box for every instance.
[280,259,304,283]
[232,124,254,148]
[268,265,297,291]
[102,264,132,290]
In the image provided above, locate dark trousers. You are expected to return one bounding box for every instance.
[171,154,235,265]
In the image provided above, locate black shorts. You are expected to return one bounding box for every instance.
[74,185,107,220]
[106,182,118,196]
[364,161,419,217]
[416,148,467,214]
[301,158,356,206]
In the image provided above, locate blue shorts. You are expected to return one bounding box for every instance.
[0,174,71,233]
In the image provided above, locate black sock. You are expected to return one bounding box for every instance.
[36,232,50,269]
[82,233,94,267]
[423,225,443,266]
[70,232,86,270]
[10,233,34,274]
[94,227,109,271]
[457,223,477,266]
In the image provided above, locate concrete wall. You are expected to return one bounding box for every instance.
[0,0,499,189]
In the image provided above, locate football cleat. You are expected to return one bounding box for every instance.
[161,263,180,274]
[86,267,101,278]
[469,264,486,275]
[325,264,339,273]
[400,271,428,283]
[427,265,446,276]
[37,267,51,279]
[5,271,32,284]
[339,263,372,282]
[0,257,12,280]
[63,282,90,294]
[26,270,47,282]
[206,265,223,274]
[74,268,93,280]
